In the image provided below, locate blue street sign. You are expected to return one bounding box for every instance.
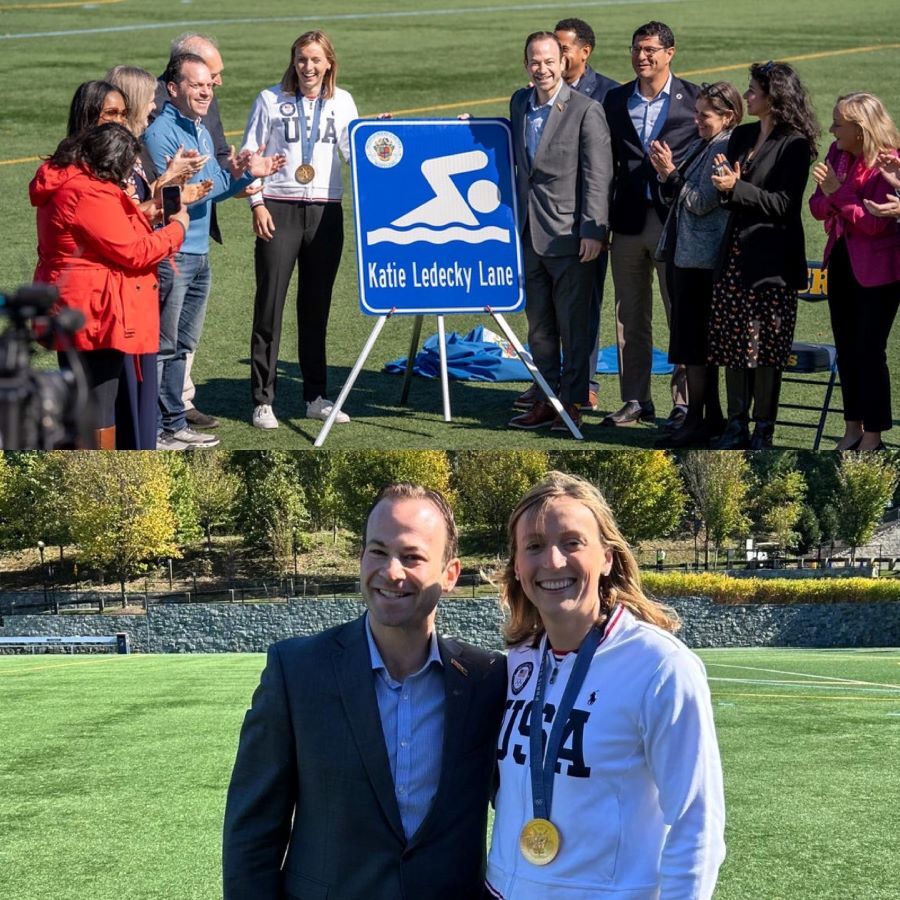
[350,119,524,315]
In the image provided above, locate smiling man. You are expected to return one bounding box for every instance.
[223,483,507,900]
[144,53,285,450]
[508,31,611,434]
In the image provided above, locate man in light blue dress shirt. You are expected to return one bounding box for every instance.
[224,483,507,900]
[602,22,701,430]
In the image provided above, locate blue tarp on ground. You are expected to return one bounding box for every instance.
[384,326,674,381]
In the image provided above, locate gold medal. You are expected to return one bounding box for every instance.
[295,163,315,184]
[519,817,560,865]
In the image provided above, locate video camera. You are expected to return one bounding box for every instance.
[0,284,92,449]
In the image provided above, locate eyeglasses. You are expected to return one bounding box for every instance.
[99,108,129,123]
[630,44,668,56]
[700,82,737,112]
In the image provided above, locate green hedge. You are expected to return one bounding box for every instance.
[640,572,900,605]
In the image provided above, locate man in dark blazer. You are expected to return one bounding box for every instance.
[556,17,618,412]
[508,31,612,434]
[223,483,507,900]
[602,21,701,429]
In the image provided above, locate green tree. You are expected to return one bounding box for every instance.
[162,452,203,545]
[61,452,179,605]
[185,451,239,549]
[331,451,452,536]
[552,450,686,544]
[680,451,752,567]
[754,469,807,554]
[453,450,549,551]
[795,504,822,556]
[0,452,71,552]
[293,452,342,537]
[228,451,307,565]
[835,454,899,563]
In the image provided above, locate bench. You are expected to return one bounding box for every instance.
[0,634,131,654]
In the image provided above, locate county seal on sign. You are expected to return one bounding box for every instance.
[511,661,533,695]
[365,131,404,169]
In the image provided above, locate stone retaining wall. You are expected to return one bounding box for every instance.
[1,596,898,651]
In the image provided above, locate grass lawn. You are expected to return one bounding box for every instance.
[0,1,898,448]
[1,647,898,899]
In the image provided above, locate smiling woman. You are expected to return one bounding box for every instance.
[485,471,725,900]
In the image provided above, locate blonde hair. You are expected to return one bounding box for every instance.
[105,65,157,137]
[500,471,679,646]
[281,30,337,99]
[836,92,900,167]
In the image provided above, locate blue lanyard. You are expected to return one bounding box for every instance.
[528,616,610,821]
[296,93,324,166]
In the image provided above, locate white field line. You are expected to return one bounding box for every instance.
[708,677,900,695]
[704,662,900,690]
[0,0,692,41]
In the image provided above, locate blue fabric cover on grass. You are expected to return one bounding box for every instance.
[384,326,674,381]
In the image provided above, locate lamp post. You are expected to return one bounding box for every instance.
[37,541,49,609]
[292,528,299,578]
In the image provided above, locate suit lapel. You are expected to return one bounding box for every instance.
[333,619,406,845]
[405,636,478,849]
[533,81,572,169]
[513,90,532,175]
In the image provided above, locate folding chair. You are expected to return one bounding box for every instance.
[776,261,841,450]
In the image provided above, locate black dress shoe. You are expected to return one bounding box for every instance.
[185,407,220,429]
[655,422,709,449]
[710,417,750,449]
[601,400,655,427]
[661,405,688,432]
[749,420,774,450]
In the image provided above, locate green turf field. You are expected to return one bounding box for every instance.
[1,1,898,448]
[1,647,897,899]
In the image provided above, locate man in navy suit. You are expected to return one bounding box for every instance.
[557,18,618,412]
[223,483,507,900]
[602,22,700,429]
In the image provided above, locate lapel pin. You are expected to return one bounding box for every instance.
[675,93,683,100]
[450,658,469,677]
[557,102,565,111]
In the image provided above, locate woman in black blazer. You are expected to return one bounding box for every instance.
[707,61,819,449]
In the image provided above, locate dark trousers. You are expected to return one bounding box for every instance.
[251,199,344,405]
[116,353,158,449]
[523,231,596,406]
[60,348,124,430]
[827,239,900,433]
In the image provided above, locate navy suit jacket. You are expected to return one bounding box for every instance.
[603,75,701,235]
[222,616,507,900]
[572,64,619,105]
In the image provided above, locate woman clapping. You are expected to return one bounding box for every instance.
[809,93,900,450]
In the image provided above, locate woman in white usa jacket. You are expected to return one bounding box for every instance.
[242,29,358,430]
[485,472,725,900]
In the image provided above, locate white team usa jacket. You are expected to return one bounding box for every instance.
[241,84,358,203]
[486,606,726,900]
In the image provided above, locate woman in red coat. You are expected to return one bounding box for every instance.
[30,123,188,448]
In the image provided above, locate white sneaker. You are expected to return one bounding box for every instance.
[168,426,220,447]
[306,396,350,424]
[252,404,279,429]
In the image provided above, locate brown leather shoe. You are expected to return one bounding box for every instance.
[512,383,544,410]
[550,403,583,434]
[581,389,598,412]
[508,400,556,429]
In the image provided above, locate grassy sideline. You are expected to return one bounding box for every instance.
[0,648,898,899]
[0,1,898,448]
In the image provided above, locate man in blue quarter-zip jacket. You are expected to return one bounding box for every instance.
[144,52,285,450]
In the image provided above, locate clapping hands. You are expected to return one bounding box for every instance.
[812,160,843,195]
[228,144,288,180]
[711,154,740,192]
[649,140,675,179]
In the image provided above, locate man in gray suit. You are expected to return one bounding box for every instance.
[223,483,506,900]
[508,31,612,433]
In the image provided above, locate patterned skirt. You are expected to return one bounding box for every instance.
[708,234,798,368]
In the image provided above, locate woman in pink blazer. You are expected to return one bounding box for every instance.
[810,92,900,450]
